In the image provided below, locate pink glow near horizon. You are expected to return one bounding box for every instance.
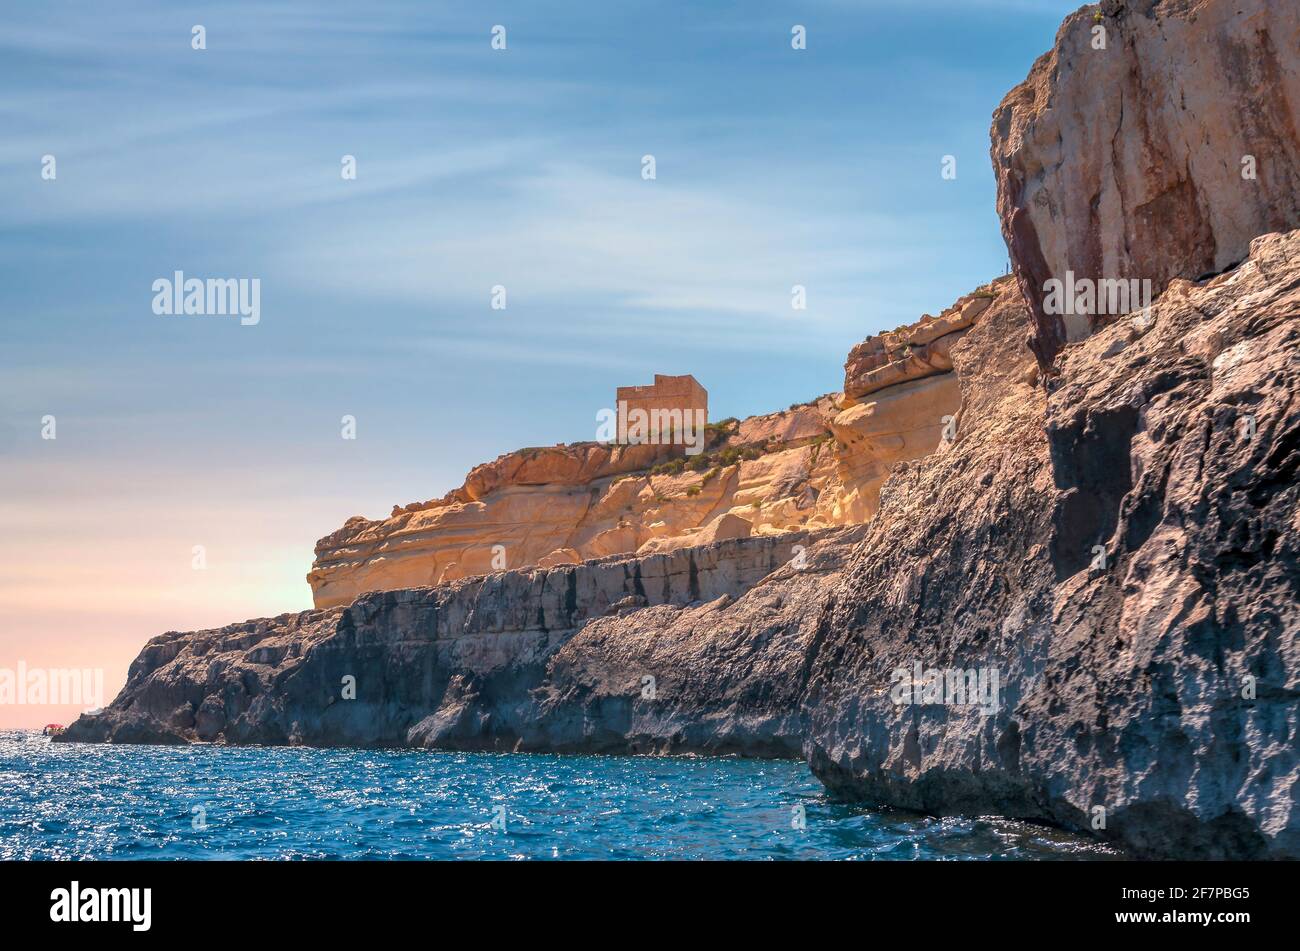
[0,460,351,730]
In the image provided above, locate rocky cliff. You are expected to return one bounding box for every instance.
[62,526,866,755]
[806,228,1299,859]
[992,0,1300,368]
[60,0,1299,860]
[307,283,1006,608]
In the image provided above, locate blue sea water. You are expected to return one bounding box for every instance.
[0,731,1117,860]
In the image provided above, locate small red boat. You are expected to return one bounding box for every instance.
[42,723,65,737]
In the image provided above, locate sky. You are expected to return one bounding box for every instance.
[0,0,1084,727]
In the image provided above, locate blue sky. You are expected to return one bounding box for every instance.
[0,0,1083,721]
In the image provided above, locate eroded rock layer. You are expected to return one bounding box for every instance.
[806,228,1299,859]
[308,280,1012,609]
[992,0,1300,367]
[62,527,866,756]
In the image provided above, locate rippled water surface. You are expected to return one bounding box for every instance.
[0,732,1117,860]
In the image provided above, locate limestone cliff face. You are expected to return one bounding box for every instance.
[805,228,1300,859]
[67,274,1013,753]
[307,419,840,608]
[831,282,1013,523]
[61,527,866,755]
[306,285,1013,609]
[992,0,1300,368]
[57,0,1299,862]
[842,286,995,404]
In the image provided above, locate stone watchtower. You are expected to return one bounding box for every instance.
[615,374,708,446]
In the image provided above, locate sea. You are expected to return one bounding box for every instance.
[0,731,1118,860]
